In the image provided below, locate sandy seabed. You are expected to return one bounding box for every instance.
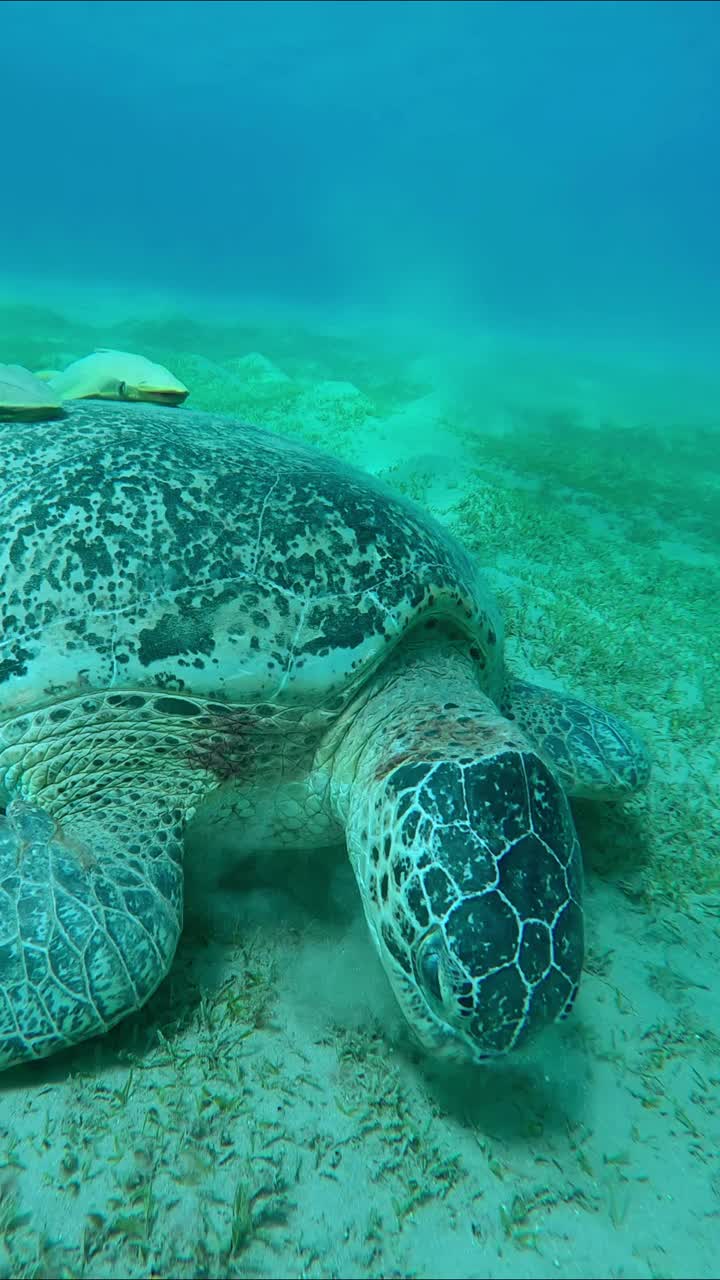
[0,283,718,1280]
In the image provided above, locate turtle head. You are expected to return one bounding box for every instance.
[346,732,584,1064]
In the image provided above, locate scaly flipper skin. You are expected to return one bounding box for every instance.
[502,678,651,800]
[0,692,217,1070]
[0,798,184,1069]
[328,644,584,1062]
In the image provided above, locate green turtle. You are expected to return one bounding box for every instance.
[0,363,64,422]
[37,349,189,406]
[0,401,649,1072]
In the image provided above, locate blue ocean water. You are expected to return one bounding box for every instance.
[2,0,719,366]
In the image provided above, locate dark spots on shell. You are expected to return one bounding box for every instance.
[7,527,29,571]
[3,402,499,721]
[138,611,215,666]
[73,531,116,578]
[303,616,368,655]
[153,672,188,693]
[0,648,31,685]
[380,872,389,903]
[487,626,497,645]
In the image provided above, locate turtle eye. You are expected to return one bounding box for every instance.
[416,930,445,1005]
[421,948,443,1003]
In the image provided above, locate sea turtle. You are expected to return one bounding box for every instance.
[0,363,64,422]
[36,349,189,406]
[0,400,650,1072]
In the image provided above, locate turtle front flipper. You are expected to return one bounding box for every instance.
[503,677,651,800]
[0,692,217,1072]
[0,795,186,1071]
